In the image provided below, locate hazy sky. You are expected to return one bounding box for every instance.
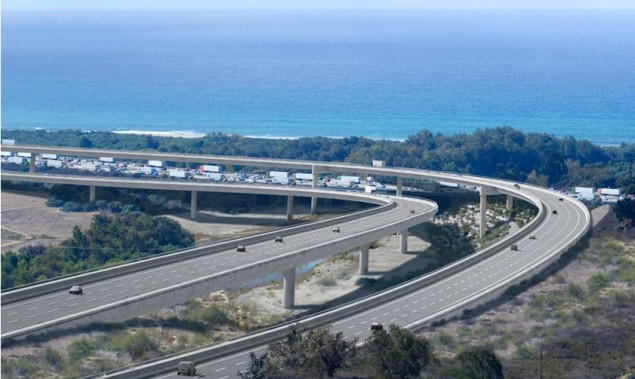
[4,0,635,11]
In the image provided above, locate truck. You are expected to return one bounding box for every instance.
[328,179,353,187]
[169,170,191,179]
[139,166,158,175]
[372,160,385,168]
[272,177,291,185]
[340,175,361,184]
[2,139,16,145]
[7,156,27,165]
[365,185,377,194]
[294,172,313,181]
[269,170,289,179]
[41,153,58,160]
[1,151,12,158]
[200,164,223,173]
[99,157,115,163]
[148,160,165,168]
[17,152,32,158]
[206,173,225,181]
[73,163,101,172]
[45,160,64,168]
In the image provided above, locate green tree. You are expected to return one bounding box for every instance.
[238,352,273,379]
[302,326,357,377]
[363,324,433,379]
[452,346,504,379]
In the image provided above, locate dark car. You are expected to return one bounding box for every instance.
[176,361,196,376]
[529,234,536,240]
[332,226,340,233]
[510,244,518,251]
[552,210,558,215]
[370,322,384,331]
[275,236,283,242]
[236,245,246,252]
[558,198,564,201]
[410,209,415,214]
[69,285,83,295]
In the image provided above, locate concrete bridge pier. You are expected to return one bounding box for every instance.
[396,177,403,197]
[286,195,294,221]
[311,168,319,215]
[400,229,408,253]
[283,267,296,308]
[506,194,514,210]
[479,186,498,238]
[359,244,370,274]
[190,190,197,219]
[29,153,36,173]
[89,185,96,202]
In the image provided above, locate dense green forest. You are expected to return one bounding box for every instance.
[3,127,634,191]
[1,213,194,289]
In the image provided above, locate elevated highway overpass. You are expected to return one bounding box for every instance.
[0,145,591,378]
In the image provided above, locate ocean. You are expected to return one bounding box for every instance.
[2,10,634,145]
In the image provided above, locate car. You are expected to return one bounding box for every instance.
[332,226,340,233]
[410,209,415,214]
[558,198,564,201]
[176,361,196,376]
[552,210,558,215]
[236,245,246,252]
[69,285,83,295]
[529,234,536,240]
[510,244,518,251]
[370,322,384,331]
[514,184,521,189]
[275,236,283,242]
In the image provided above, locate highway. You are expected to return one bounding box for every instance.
[141,182,588,379]
[0,146,591,378]
[0,173,437,340]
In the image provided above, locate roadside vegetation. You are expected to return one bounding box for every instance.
[1,212,194,289]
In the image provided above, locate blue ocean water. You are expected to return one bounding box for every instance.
[2,10,634,145]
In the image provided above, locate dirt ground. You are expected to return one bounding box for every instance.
[1,191,97,252]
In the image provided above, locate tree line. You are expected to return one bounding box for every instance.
[3,127,634,190]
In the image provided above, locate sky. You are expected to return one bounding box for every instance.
[3,0,635,11]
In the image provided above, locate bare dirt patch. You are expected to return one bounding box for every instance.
[1,190,96,251]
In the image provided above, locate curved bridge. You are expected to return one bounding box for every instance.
[0,146,591,378]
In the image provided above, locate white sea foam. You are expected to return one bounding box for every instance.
[113,130,205,139]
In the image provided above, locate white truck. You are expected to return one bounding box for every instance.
[272,177,291,185]
[148,160,165,168]
[169,170,191,179]
[139,166,158,175]
[269,171,289,180]
[207,173,225,181]
[41,153,58,160]
[200,164,223,173]
[294,172,313,181]
[7,156,27,165]
[340,175,361,184]
[99,157,115,163]
[45,160,64,168]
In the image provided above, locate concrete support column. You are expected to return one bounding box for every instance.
[29,153,36,173]
[89,185,96,202]
[190,190,198,220]
[506,194,514,210]
[359,244,370,274]
[396,177,403,197]
[283,267,296,309]
[286,195,294,221]
[400,229,408,254]
[224,165,233,174]
[479,186,497,238]
[311,167,319,215]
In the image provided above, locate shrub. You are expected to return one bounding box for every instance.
[67,337,96,361]
[587,272,611,293]
[108,330,159,360]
